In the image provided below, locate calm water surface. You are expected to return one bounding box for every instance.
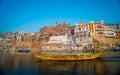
[0,51,120,75]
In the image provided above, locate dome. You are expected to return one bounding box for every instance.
[90,21,94,23]
[75,23,79,26]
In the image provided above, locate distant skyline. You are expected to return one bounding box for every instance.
[0,0,120,33]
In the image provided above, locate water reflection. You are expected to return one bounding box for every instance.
[36,60,97,75]
[0,51,120,75]
[0,52,37,75]
[1,52,6,64]
[36,59,120,75]
[35,51,120,75]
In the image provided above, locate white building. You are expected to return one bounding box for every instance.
[48,33,71,45]
[42,33,73,50]
[104,25,116,38]
[16,35,22,41]
[17,31,24,36]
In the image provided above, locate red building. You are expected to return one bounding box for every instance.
[116,31,120,39]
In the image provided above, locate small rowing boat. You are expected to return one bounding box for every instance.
[17,49,30,53]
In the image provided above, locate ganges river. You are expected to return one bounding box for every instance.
[0,51,120,75]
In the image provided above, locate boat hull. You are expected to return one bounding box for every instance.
[17,50,30,53]
[34,52,103,61]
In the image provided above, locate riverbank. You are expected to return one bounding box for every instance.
[0,46,115,53]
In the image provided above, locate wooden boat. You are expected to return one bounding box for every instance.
[34,52,103,61]
[17,49,30,53]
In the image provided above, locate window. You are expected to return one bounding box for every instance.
[97,25,102,28]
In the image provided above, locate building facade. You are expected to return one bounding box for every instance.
[74,23,93,49]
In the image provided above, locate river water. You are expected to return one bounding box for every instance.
[0,51,120,75]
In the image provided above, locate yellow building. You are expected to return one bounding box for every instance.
[85,20,105,39]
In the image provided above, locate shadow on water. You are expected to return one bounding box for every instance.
[100,56,120,63]
[108,56,120,58]
[99,51,120,63]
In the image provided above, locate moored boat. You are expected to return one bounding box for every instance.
[17,49,30,53]
[34,52,103,61]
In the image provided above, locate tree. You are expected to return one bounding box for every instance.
[116,23,120,31]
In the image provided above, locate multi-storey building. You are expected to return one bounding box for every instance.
[85,20,105,38]
[74,22,93,49]
[104,25,116,38]
[42,33,71,50]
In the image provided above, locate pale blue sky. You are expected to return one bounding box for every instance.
[0,0,120,32]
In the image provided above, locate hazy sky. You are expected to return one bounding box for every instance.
[0,0,120,32]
